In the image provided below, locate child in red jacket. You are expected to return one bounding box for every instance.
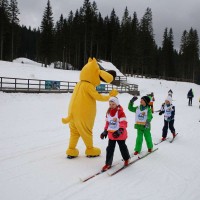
[100,97,130,171]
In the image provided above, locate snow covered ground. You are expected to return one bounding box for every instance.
[0,59,200,200]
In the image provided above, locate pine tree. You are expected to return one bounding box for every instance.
[55,14,64,65]
[90,1,98,57]
[188,28,199,81]
[95,12,104,60]
[0,0,10,60]
[108,9,120,64]
[180,28,199,81]
[130,12,139,75]
[81,0,99,64]
[17,26,38,60]
[161,28,169,77]
[8,0,20,61]
[161,28,174,78]
[121,6,132,73]
[82,0,92,63]
[180,30,189,79]
[73,9,84,69]
[40,0,54,67]
[138,7,156,76]
[168,28,174,77]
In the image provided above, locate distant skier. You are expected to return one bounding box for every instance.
[159,96,176,141]
[148,92,155,113]
[128,96,153,155]
[168,89,173,98]
[187,89,194,106]
[100,97,130,171]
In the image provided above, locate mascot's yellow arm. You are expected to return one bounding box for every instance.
[62,82,118,124]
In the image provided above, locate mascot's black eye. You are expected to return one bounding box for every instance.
[106,70,116,79]
[100,76,105,82]
[98,62,116,82]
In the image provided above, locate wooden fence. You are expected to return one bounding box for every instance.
[0,77,139,95]
[111,75,127,86]
[0,77,76,93]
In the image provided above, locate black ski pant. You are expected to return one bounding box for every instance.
[162,119,175,138]
[106,139,130,165]
[188,97,193,106]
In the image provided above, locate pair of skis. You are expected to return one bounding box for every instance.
[80,154,135,182]
[154,133,178,145]
[80,148,158,182]
[107,148,158,176]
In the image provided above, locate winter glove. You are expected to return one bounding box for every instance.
[145,121,150,129]
[112,128,124,138]
[159,111,164,115]
[109,89,118,97]
[100,130,108,139]
[130,96,138,103]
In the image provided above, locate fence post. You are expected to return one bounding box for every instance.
[15,78,16,91]
[28,79,29,91]
[39,80,41,91]
[0,77,2,89]
[106,84,108,93]
[58,81,61,92]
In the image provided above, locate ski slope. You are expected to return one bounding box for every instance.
[0,59,200,200]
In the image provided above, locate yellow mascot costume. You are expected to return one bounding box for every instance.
[62,58,118,158]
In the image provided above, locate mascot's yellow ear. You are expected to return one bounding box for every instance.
[88,57,93,62]
[92,58,97,62]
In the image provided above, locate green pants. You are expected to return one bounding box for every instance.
[134,129,153,153]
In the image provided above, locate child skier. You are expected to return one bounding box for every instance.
[100,97,130,171]
[159,96,176,140]
[128,96,153,155]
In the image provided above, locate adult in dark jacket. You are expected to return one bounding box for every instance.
[187,89,194,106]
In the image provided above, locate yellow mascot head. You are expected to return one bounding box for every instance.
[80,58,116,86]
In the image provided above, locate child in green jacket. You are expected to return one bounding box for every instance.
[128,96,153,155]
